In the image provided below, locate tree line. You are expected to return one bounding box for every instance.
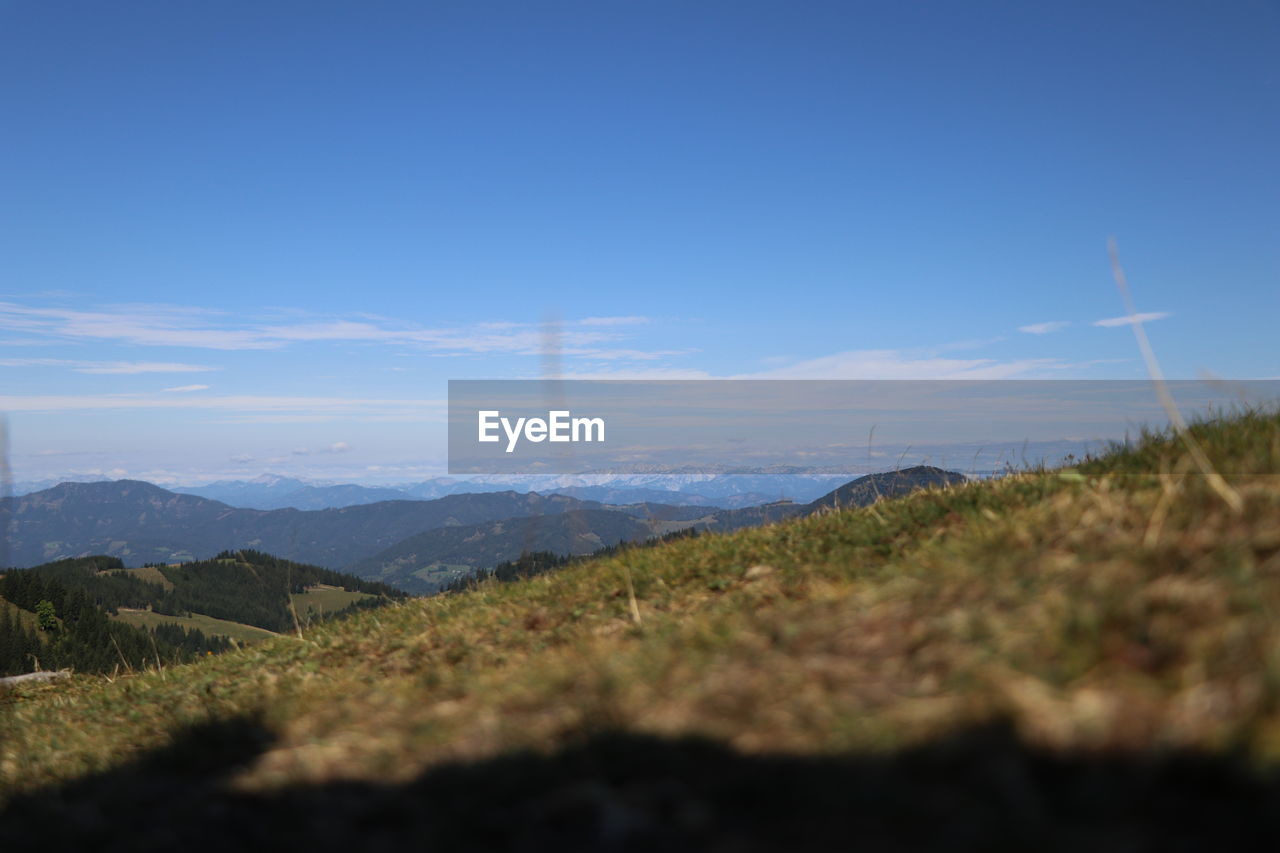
[6,551,404,633]
[0,570,229,677]
[152,550,405,632]
[0,550,405,677]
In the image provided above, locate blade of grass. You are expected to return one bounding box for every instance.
[1107,237,1243,513]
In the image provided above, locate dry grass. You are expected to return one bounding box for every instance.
[289,587,374,622]
[2,409,1278,808]
[0,596,41,634]
[111,608,279,645]
[115,565,176,591]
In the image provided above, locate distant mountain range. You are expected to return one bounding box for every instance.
[1,467,965,594]
[177,474,417,511]
[12,470,890,512]
[2,479,714,566]
[177,473,588,510]
[170,472,858,511]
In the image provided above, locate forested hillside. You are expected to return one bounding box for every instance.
[0,551,404,677]
[0,558,229,677]
[348,508,685,594]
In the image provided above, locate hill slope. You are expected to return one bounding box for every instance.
[806,465,969,510]
[348,468,965,592]
[2,410,1278,847]
[0,552,404,676]
[348,509,686,594]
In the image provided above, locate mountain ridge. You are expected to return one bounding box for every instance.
[2,468,967,593]
[350,466,969,591]
[0,480,709,576]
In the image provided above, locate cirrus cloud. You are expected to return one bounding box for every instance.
[0,300,664,358]
[1094,312,1171,328]
[0,357,218,374]
[1018,321,1070,335]
[577,316,650,327]
[732,349,1069,380]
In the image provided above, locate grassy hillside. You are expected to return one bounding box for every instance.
[0,596,40,633]
[2,409,1278,847]
[349,508,682,593]
[289,586,375,620]
[111,608,280,645]
[116,565,175,590]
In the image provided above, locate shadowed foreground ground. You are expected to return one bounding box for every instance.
[2,714,1277,852]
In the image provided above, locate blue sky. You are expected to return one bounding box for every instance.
[2,1,1277,484]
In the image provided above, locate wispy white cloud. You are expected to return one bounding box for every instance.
[0,300,658,357]
[731,349,1066,380]
[0,338,67,347]
[561,348,693,361]
[578,316,650,327]
[0,301,278,350]
[79,362,217,375]
[555,367,716,380]
[290,441,352,456]
[0,357,218,374]
[162,384,210,393]
[1094,312,1171,328]
[558,345,1096,381]
[0,393,444,421]
[217,414,359,424]
[254,320,393,342]
[1018,321,1070,335]
[934,336,1007,352]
